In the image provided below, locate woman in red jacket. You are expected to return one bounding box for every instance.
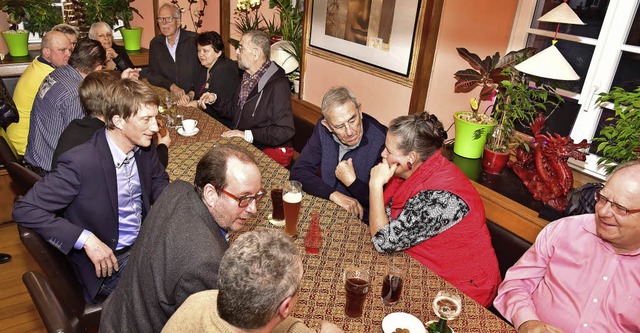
[368,112,501,307]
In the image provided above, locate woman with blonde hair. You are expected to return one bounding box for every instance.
[368,112,501,307]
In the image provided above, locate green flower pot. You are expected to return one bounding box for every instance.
[120,27,143,51]
[453,111,496,159]
[2,31,30,57]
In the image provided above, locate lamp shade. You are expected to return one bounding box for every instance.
[270,41,299,74]
[538,2,585,25]
[515,44,580,81]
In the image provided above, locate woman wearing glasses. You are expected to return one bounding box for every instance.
[88,22,134,72]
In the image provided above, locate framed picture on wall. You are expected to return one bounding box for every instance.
[309,0,421,77]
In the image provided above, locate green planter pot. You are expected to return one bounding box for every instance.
[2,31,30,57]
[120,27,143,51]
[453,111,496,159]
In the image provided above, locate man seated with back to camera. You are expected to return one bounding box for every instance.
[52,69,170,169]
[494,159,640,333]
[163,229,343,333]
[290,87,386,223]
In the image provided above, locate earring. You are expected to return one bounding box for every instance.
[407,161,413,170]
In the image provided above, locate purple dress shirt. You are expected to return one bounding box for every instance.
[494,214,640,332]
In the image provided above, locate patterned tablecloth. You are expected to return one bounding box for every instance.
[164,108,516,332]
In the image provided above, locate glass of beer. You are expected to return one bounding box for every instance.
[344,266,370,318]
[283,180,303,236]
[270,188,285,226]
[381,265,404,306]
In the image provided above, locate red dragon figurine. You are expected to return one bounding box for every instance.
[508,114,590,211]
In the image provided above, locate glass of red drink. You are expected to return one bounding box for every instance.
[270,188,285,226]
[344,266,370,318]
[381,265,404,306]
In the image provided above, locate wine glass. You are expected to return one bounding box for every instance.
[427,291,462,333]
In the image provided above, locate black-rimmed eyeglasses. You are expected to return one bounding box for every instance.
[594,188,640,215]
[218,187,266,208]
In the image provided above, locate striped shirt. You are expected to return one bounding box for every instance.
[24,65,85,171]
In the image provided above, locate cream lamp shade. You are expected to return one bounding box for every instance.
[538,2,585,25]
[270,41,299,74]
[514,43,580,81]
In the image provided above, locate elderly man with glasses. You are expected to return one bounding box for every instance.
[100,143,264,332]
[145,3,200,98]
[494,159,640,333]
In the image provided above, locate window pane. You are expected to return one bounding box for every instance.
[611,51,640,92]
[530,0,609,39]
[525,34,595,93]
[589,107,615,155]
[625,5,640,46]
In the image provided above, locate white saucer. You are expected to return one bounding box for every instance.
[267,213,285,227]
[178,127,199,137]
[382,312,426,333]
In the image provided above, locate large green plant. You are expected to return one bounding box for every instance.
[269,0,303,64]
[593,87,640,174]
[0,0,62,35]
[82,0,142,30]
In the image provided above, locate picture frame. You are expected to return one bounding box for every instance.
[309,0,421,78]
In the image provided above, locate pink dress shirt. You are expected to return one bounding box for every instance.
[493,214,640,332]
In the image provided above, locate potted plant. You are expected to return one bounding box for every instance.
[1,0,62,57]
[82,0,143,50]
[453,48,534,159]
[229,0,264,48]
[593,86,640,174]
[269,0,303,65]
[482,58,563,174]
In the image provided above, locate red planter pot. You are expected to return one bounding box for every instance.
[482,147,509,174]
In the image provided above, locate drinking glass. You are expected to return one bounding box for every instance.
[380,265,404,306]
[270,188,285,226]
[427,291,462,333]
[164,93,175,127]
[344,266,370,318]
[283,180,302,237]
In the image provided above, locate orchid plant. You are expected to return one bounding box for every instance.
[230,0,264,48]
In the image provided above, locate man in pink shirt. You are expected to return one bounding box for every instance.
[494,159,640,333]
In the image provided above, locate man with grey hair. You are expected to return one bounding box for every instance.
[162,229,343,333]
[7,30,72,155]
[494,159,640,332]
[145,3,200,97]
[200,30,295,167]
[290,87,386,223]
[101,143,265,332]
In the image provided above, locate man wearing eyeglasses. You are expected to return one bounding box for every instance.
[100,143,264,332]
[494,159,640,333]
[145,3,200,98]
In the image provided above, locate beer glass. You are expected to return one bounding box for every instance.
[283,180,303,236]
[270,188,285,226]
[344,266,370,318]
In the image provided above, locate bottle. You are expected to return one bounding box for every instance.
[304,211,322,254]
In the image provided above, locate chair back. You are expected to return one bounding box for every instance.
[0,132,18,167]
[18,226,102,332]
[486,220,532,278]
[22,271,80,333]
[5,161,41,196]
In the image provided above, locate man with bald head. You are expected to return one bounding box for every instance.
[7,30,72,155]
[494,159,640,332]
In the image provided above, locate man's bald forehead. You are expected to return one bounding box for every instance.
[42,31,70,48]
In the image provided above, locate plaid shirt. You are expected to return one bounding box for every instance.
[239,60,270,108]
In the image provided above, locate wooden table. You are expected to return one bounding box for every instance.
[164,108,516,332]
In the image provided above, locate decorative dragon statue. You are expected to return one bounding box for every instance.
[509,114,590,211]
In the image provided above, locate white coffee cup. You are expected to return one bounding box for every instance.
[182,119,198,134]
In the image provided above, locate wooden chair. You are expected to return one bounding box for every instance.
[19,226,102,333]
[5,161,41,196]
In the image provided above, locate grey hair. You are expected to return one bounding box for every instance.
[159,3,181,19]
[51,24,79,37]
[244,30,271,60]
[88,22,112,40]
[321,86,361,118]
[217,229,303,329]
[388,112,448,161]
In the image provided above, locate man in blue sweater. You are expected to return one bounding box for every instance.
[290,87,386,223]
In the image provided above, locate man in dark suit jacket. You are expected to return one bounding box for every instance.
[13,79,169,302]
[100,143,264,332]
[145,3,201,97]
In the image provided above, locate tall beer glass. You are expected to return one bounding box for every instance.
[283,180,303,236]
